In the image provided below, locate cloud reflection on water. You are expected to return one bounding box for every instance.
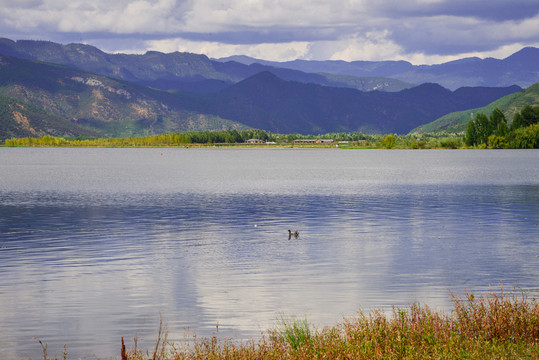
[0,149,538,359]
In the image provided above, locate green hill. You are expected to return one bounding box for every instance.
[411,83,539,134]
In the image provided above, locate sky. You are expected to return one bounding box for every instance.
[1,0,539,64]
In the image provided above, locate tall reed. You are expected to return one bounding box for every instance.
[161,287,539,359]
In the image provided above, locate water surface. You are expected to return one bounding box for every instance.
[1,148,538,359]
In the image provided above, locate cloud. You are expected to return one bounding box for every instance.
[370,0,539,22]
[1,0,539,64]
[389,14,539,55]
[144,37,310,61]
[1,0,186,33]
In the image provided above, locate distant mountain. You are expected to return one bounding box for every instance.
[217,48,539,90]
[411,83,539,134]
[193,72,521,134]
[0,54,246,139]
[3,37,537,94]
[0,38,413,93]
[0,52,523,139]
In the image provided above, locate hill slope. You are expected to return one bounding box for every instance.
[0,93,100,139]
[196,72,521,134]
[411,83,539,134]
[0,54,247,139]
[0,38,413,93]
[0,53,522,138]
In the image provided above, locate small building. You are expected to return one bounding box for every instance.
[246,139,265,144]
[294,139,334,144]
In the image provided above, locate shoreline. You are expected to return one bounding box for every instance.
[30,288,539,360]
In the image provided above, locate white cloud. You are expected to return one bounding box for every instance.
[324,31,404,62]
[146,38,310,61]
[2,0,182,33]
[0,0,538,63]
[182,0,369,32]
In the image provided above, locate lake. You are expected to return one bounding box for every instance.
[1,148,538,359]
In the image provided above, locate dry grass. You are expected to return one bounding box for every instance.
[143,287,539,360]
[31,287,539,359]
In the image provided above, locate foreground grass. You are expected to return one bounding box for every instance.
[33,287,539,359]
[115,288,539,360]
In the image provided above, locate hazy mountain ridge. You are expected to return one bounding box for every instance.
[198,72,521,134]
[0,40,528,138]
[0,38,415,93]
[218,48,539,90]
[0,36,534,94]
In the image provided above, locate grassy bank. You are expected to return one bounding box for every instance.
[1,131,466,149]
[106,288,539,360]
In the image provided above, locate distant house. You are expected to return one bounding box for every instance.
[246,139,265,144]
[293,139,334,144]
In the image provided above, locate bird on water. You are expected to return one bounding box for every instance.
[288,229,299,240]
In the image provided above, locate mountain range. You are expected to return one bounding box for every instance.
[0,38,413,93]
[0,54,246,139]
[199,72,520,134]
[218,47,539,90]
[0,38,537,139]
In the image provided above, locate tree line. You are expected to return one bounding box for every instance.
[3,105,539,148]
[465,105,539,148]
[3,130,373,147]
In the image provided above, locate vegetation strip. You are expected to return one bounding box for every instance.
[33,288,539,359]
[4,105,539,149]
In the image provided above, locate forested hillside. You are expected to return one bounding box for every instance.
[412,83,539,134]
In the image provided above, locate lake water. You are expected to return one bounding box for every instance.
[1,148,538,359]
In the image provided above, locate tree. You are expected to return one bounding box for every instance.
[512,105,539,130]
[488,135,507,149]
[381,134,396,149]
[507,123,539,148]
[465,118,477,146]
[475,113,491,144]
[490,107,508,136]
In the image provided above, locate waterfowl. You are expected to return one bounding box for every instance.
[288,229,299,240]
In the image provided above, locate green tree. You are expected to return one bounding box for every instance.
[512,105,539,130]
[475,113,491,144]
[465,118,477,146]
[381,134,396,149]
[490,107,508,136]
[507,123,539,148]
[488,135,508,149]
